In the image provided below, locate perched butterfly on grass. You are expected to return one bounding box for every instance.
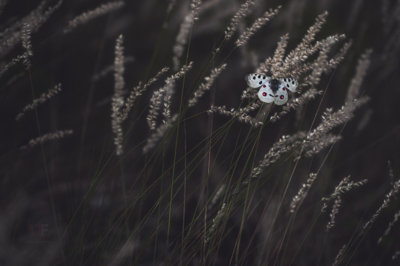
[245,74,298,105]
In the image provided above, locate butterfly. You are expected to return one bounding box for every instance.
[245,74,298,105]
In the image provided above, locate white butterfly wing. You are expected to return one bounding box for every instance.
[279,77,298,92]
[273,85,288,105]
[257,84,275,103]
[245,74,270,88]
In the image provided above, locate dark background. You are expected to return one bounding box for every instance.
[0,0,399,265]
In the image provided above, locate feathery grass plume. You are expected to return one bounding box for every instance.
[321,176,367,211]
[143,114,178,153]
[20,130,73,150]
[190,0,202,21]
[0,2,46,57]
[147,62,192,130]
[173,15,193,71]
[224,0,255,41]
[281,12,328,72]
[269,40,350,122]
[300,96,370,149]
[297,133,342,160]
[162,62,193,121]
[302,36,339,89]
[270,33,289,78]
[378,209,400,244]
[92,56,134,82]
[162,82,173,122]
[205,203,226,244]
[250,132,306,180]
[147,89,164,130]
[332,244,347,266]
[16,83,62,120]
[188,64,226,107]
[0,55,25,79]
[235,6,280,47]
[0,0,62,58]
[360,178,400,235]
[290,173,318,213]
[324,40,352,73]
[269,36,346,121]
[287,38,350,79]
[208,105,264,127]
[346,49,372,106]
[63,1,124,33]
[172,0,201,71]
[0,1,45,37]
[326,196,341,231]
[21,23,32,69]
[111,35,125,156]
[120,67,169,122]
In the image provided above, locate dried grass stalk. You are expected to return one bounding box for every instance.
[235,6,280,46]
[208,105,264,127]
[20,130,73,150]
[147,62,193,130]
[21,23,33,69]
[111,35,125,156]
[332,244,347,266]
[360,178,400,235]
[290,173,318,213]
[0,55,25,79]
[64,1,125,33]
[143,114,178,153]
[172,0,201,71]
[16,83,62,121]
[0,0,62,58]
[225,0,255,41]
[120,67,169,122]
[326,196,341,231]
[346,49,372,106]
[188,64,226,107]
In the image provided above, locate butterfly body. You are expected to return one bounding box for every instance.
[245,74,298,105]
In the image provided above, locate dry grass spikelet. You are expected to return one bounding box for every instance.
[143,114,178,153]
[290,173,318,213]
[235,6,281,46]
[147,63,192,130]
[21,130,73,150]
[111,35,125,156]
[64,1,125,33]
[121,67,169,122]
[188,64,226,107]
[225,0,255,41]
[16,83,62,121]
